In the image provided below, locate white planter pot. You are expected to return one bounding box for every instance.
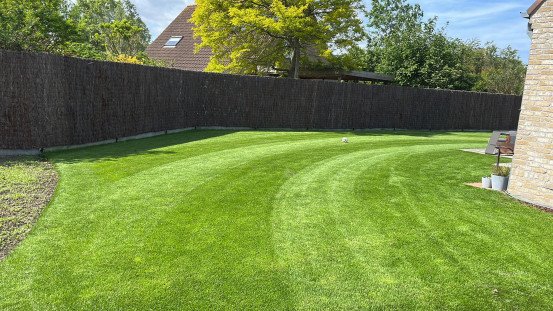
[482,177,492,189]
[491,175,509,191]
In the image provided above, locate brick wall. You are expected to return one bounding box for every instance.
[509,0,553,208]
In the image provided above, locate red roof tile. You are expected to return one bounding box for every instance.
[146,5,211,71]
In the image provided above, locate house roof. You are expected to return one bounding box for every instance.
[528,0,546,16]
[146,5,394,83]
[146,5,211,71]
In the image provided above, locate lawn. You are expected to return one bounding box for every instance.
[1,130,552,310]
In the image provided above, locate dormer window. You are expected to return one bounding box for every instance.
[164,36,183,48]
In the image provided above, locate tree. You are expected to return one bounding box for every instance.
[364,0,477,89]
[0,0,75,53]
[191,0,366,78]
[469,43,527,95]
[0,0,161,66]
[361,0,526,95]
[68,0,150,57]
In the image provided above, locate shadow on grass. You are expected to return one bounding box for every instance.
[46,128,487,164]
[0,156,44,165]
[48,130,236,164]
[254,128,487,138]
[339,130,466,138]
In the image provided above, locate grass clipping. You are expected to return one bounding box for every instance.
[0,157,58,260]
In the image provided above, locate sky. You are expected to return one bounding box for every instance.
[133,0,533,62]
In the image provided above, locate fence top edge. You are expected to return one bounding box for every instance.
[0,49,522,98]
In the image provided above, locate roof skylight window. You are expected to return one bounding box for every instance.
[164,36,183,48]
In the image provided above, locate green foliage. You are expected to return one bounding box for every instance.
[360,0,526,94]
[0,0,75,53]
[312,44,368,71]
[470,44,527,95]
[104,52,168,66]
[0,0,157,65]
[191,0,366,78]
[60,41,105,59]
[135,52,168,67]
[69,0,151,56]
[364,0,476,89]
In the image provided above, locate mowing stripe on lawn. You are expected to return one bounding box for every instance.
[0,131,552,310]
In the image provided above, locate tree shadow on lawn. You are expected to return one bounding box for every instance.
[48,130,237,164]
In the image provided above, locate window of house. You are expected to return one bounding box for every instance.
[164,36,183,48]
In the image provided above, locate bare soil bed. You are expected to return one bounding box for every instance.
[0,157,58,260]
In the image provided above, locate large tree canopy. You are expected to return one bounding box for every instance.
[191,0,366,78]
[364,0,477,90]
[69,0,151,57]
[469,43,527,95]
[359,0,527,95]
[0,0,154,64]
[0,0,74,53]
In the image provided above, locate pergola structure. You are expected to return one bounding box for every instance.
[298,70,395,83]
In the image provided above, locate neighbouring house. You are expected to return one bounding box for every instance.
[146,5,393,83]
[509,0,553,208]
[146,5,211,71]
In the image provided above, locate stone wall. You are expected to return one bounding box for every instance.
[509,0,553,208]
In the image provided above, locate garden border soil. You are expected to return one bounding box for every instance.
[0,157,59,260]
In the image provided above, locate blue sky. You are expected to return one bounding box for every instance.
[133,0,533,62]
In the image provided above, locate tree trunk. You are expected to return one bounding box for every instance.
[289,44,301,79]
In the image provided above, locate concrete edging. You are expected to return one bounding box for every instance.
[1,128,198,156]
[507,191,553,211]
[0,149,41,156]
[1,127,494,156]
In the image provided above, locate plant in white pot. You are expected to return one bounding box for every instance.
[491,166,510,191]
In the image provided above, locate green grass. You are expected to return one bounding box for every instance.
[1,130,552,310]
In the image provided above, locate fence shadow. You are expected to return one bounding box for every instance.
[45,128,489,165]
[48,130,236,164]
[252,128,472,138]
[347,130,477,138]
